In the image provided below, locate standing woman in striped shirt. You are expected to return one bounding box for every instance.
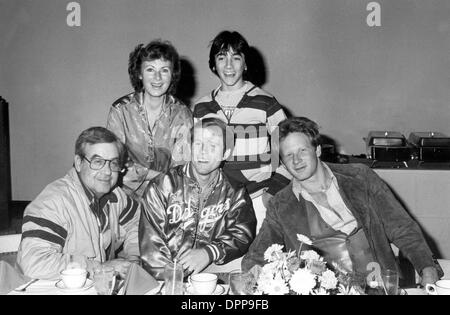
[192,31,290,231]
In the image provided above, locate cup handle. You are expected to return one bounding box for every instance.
[425,284,437,295]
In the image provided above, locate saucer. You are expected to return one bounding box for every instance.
[185,284,226,295]
[55,279,94,292]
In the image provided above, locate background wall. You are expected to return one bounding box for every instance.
[1,0,450,200]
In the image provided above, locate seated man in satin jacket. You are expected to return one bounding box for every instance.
[242,117,441,286]
[17,127,140,280]
[140,118,257,276]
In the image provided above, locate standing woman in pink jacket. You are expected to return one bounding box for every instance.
[107,40,193,198]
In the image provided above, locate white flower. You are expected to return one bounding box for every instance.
[264,244,284,262]
[297,234,312,245]
[261,262,278,276]
[258,272,274,293]
[258,270,289,295]
[320,269,338,290]
[261,275,290,295]
[289,268,317,295]
[300,250,321,261]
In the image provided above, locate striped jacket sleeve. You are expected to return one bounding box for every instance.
[118,194,141,259]
[206,189,257,265]
[17,198,78,280]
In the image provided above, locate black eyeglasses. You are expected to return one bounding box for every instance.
[83,156,124,173]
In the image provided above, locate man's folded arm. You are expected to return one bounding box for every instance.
[118,194,141,260]
[207,190,257,265]
[365,166,442,276]
[17,199,93,280]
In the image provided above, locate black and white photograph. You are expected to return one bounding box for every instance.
[1,0,450,298]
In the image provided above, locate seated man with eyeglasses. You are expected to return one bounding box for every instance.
[17,127,140,280]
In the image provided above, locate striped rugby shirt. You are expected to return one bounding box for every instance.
[193,82,291,198]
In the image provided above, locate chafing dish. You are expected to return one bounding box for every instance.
[408,132,450,162]
[365,131,411,162]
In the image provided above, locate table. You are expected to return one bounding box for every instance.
[8,279,97,295]
[3,279,435,295]
[8,279,229,295]
[146,281,229,295]
[404,288,427,295]
[8,260,450,295]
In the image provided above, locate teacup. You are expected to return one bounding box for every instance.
[426,279,450,295]
[189,273,218,295]
[60,268,87,289]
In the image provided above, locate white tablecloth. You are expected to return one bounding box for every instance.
[8,259,450,295]
[8,279,229,295]
[145,281,229,295]
[405,288,427,295]
[8,279,97,295]
[3,279,433,295]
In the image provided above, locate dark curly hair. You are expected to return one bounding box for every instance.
[208,30,250,76]
[278,117,321,148]
[128,40,181,95]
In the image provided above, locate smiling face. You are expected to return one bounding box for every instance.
[74,143,120,198]
[214,49,246,91]
[140,58,173,98]
[280,132,322,183]
[191,125,230,176]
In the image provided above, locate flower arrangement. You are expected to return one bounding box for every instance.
[251,234,361,295]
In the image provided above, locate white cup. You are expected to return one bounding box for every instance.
[60,268,87,289]
[189,273,218,295]
[426,279,450,295]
